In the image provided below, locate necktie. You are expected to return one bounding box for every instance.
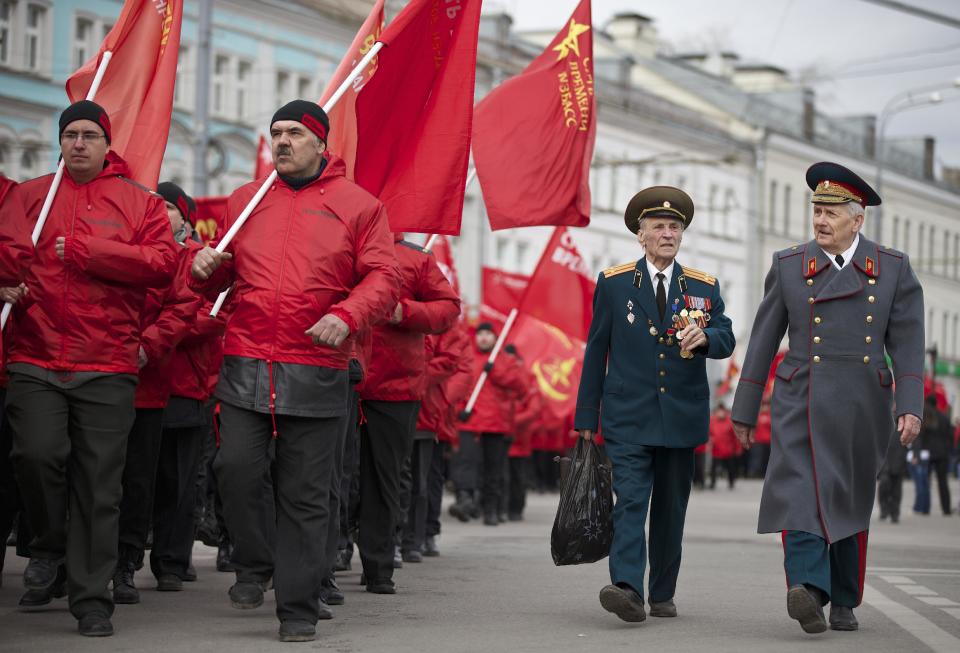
[835,254,844,268]
[656,273,666,321]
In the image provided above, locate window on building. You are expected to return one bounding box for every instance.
[724,188,737,237]
[298,76,312,100]
[73,16,94,70]
[0,0,14,67]
[516,240,528,269]
[768,180,778,232]
[783,184,792,236]
[236,60,252,121]
[707,184,718,234]
[174,45,189,109]
[944,231,950,277]
[24,3,46,72]
[904,219,911,255]
[953,314,958,358]
[892,215,900,249]
[942,312,948,354]
[918,223,924,267]
[276,70,289,103]
[19,145,39,179]
[954,234,959,279]
[102,22,113,40]
[929,226,936,272]
[495,237,508,267]
[212,54,229,116]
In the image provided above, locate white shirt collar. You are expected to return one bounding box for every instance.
[823,234,860,270]
[646,257,675,289]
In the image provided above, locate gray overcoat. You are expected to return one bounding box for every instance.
[731,237,924,543]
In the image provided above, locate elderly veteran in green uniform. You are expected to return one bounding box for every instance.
[575,187,735,623]
[731,162,924,635]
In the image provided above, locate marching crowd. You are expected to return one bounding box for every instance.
[0,98,569,641]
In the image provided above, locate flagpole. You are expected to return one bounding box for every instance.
[208,42,385,318]
[208,284,232,318]
[423,234,438,252]
[1,51,114,330]
[459,307,518,421]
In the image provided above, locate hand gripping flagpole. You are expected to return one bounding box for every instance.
[208,42,385,318]
[459,307,518,422]
[1,51,114,330]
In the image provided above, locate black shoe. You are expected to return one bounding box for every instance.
[317,599,334,621]
[320,577,344,606]
[112,562,140,605]
[335,549,352,572]
[649,598,677,617]
[278,620,316,642]
[366,579,396,594]
[156,573,183,592]
[829,605,859,631]
[402,549,423,563]
[423,536,440,557]
[448,491,473,522]
[507,512,523,522]
[229,581,264,609]
[498,512,507,523]
[182,564,197,582]
[23,557,63,590]
[78,612,114,637]
[18,565,67,611]
[890,514,900,524]
[216,541,235,573]
[195,514,219,548]
[483,512,498,526]
[393,546,403,569]
[599,584,646,622]
[787,584,827,634]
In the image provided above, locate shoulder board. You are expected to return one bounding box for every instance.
[681,266,716,286]
[398,240,430,255]
[778,244,804,259]
[879,246,903,259]
[602,262,635,279]
[116,175,154,196]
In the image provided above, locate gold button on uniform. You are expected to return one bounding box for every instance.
[813,336,821,344]
[868,278,876,285]
[863,356,870,364]
[868,296,875,303]
[865,336,872,344]
[660,387,666,393]
[659,353,665,360]
[808,297,815,304]
[658,337,664,344]
[866,315,873,323]
[659,370,666,377]
[806,279,814,286]
[814,317,822,324]
[813,356,821,363]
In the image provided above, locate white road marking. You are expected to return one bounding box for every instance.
[869,567,960,576]
[943,609,960,620]
[917,596,960,607]
[897,584,939,596]
[863,583,960,652]
[878,575,916,584]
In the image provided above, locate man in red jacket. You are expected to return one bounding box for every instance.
[0,101,177,637]
[452,323,527,526]
[112,181,201,604]
[190,100,399,642]
[358,235,459,589]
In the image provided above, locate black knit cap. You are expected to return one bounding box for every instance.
[271,99,329,142]
[476,322,496,334]
[59,100,111,144]
[156,181,196,224]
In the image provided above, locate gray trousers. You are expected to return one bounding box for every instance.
[7,372,136,619]
[215,402,344,624]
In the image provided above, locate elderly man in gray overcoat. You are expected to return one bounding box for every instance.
[731,162,924,635]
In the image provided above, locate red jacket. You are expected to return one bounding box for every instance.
[417,324,470,434]
[437,323,474,445]
[360,237,459,401]
[0,174,21,366]
[456,345,527,435]
[509,381,543,458]
[2,153,177,374]
[135,245,203,408]
[168,242,227,402]
[189,155,399,370]
[709,412,741,459]
[754,408,772,445]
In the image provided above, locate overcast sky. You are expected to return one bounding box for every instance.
[487,0,960,167]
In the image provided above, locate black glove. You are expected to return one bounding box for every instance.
[458,409,471,422]
[483,361,494,373]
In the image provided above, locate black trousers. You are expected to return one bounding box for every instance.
[877,471,905,519]
[150,422,205,579]
[7,372,136,619]
[402,437,435,553]
[480,433,509,514]
[425,441,448,538]
[338,394,361,554]
[358,400,419,584]
[118,408,165,565]
[930,459,953,515]
[0,388,21,572]
[215,403,343,624]
[450,431,480,493]
[693,451,706,489]
[710,457,737,489]
[507,456,528,516]
[321,391,352,579]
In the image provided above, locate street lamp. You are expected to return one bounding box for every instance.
[873,78,960,241]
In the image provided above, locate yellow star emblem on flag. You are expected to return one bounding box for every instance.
[552,18,591,61]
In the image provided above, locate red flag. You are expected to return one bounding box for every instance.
[509,227,595,422]
[472,0,596,230]
[319,0,385,181]
[66,0,183,188]
[480,266,528,330]
[254,135,273,180]
[430,235,460,298]
[193,196,227,245]
[716,356,740,396]
[349,0,482,235]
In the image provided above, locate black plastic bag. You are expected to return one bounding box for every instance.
[550,437,613,566]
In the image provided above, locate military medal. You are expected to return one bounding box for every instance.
[680,349,694,360]
[648,325,657,336]
[628,313,635,324]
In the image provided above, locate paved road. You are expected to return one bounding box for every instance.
[1,478,958,652]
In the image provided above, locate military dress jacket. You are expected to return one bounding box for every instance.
[575,259,735,448]
[731,237,924,543]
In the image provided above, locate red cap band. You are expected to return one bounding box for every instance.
[301,113,328,141]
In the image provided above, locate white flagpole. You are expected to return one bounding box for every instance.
[208,284,232,318]
[208,41,385,317]
[460,307,518,420]
[1,51,114,330]
[423,234,438,252]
